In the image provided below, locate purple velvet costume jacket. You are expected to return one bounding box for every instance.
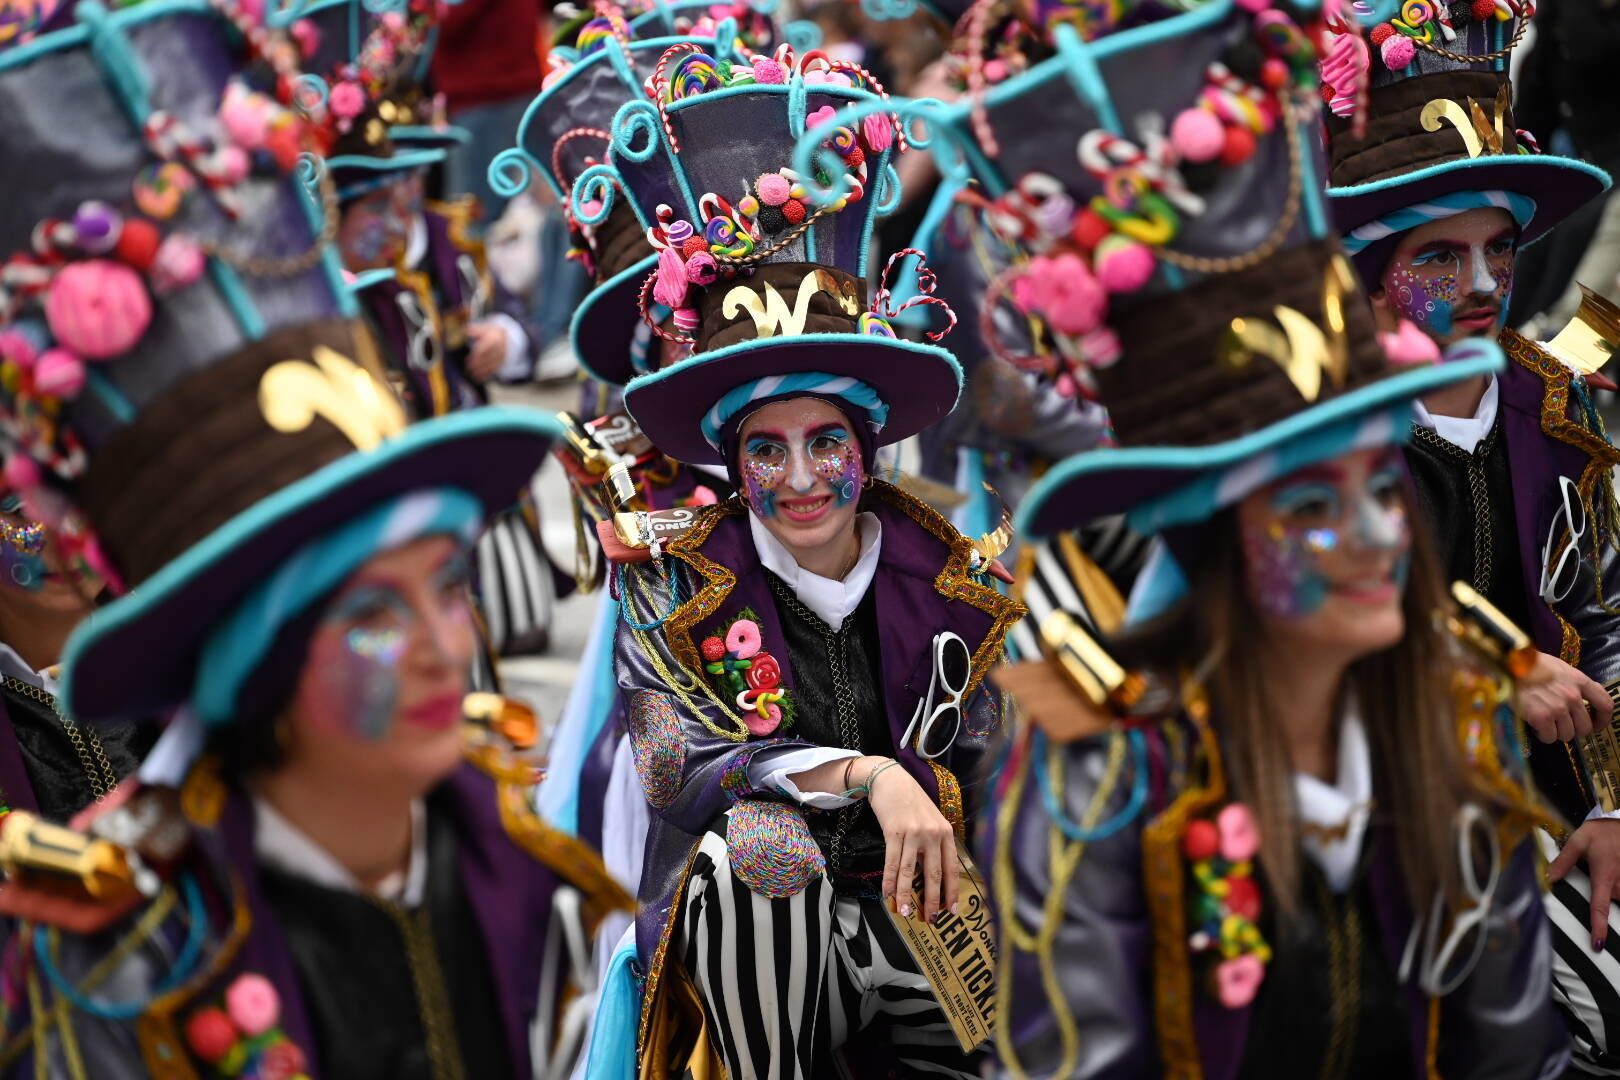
[980,709,1568,1079]
[611,482,1023,1048]
[7,756,629,1079]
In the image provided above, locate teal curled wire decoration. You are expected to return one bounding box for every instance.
[789,96,972,208]
[570,164,621,226]
[488,146,539,199]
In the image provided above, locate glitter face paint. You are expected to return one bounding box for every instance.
[1243,460,1411,621]
[303,552,472,741]
[338,189,408,270]
[741,424,860,519]
[0,514,46,592]
[1381,213,1516,345]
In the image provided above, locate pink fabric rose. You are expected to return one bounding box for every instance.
[1012,254,1106,336]
[1214,954,1265,1008]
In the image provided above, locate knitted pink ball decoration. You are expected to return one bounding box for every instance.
[756,173,791,206]
[1169,108,1225,164]
[751,57,787,84]
[1094,236,1156,293]
[1380,34,1416,68]
[32,348,86,400]
[45,260,151,360]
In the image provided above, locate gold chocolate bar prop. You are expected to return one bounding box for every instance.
[0,812,140,904]
[1547,284,1620,376]
[1041,610,1145,712]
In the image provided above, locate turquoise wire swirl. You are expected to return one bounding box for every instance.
[751,0,782,15]
[710,17,740,64]
[611,99,666,163]
[784,19,822,52]
[874,162,903,216]
[571,164,621,227]
[290,73,329,117]
[1031,727,1150,842]
[862,0,919,19]
[79,2,151,125]
[263,0,313,27]
[488,146,539,199]
[33,873,211,1021]
[362,0,407,11]
[294,152,328,202]
[789,97,972,209]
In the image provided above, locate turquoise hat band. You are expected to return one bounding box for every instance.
[1343,189,1536,254]
[700,372,890,449]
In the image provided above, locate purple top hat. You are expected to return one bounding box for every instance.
[497,0,785,386]
[579,42,965,465]
[0,3,557,724]
[897,0,1504,539]
[1318,0,1609,280]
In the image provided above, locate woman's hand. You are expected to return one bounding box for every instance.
[1517,650,1609,743]
[863,757,960,923]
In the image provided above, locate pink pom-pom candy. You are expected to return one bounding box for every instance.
[1216,802,1261,861]
[1034,254,1107,337]
[1170,108,1226,164]
[756,173,791,207]
[652,247,690,310]
[44,260,152,360]
[328,81,366,120]
[32,349,86,400]
[224,973,281,1037]
[219,84,271,150]
[3,455,40,494]
[1093,236,1156,293]
[1380,34,1416,68]
[751,56,787,84]
[151,235,207,294]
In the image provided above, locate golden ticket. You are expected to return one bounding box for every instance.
[886,847,997,1054]
[1582,717,1620,814]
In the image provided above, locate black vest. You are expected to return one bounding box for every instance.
[1236,836,1411,1079]
[766,573,893,896]
[2,676,147,820]
[259,794,512,1079]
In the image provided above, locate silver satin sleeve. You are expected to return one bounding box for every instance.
[612,559,824,837]
[981,731,1155,1079]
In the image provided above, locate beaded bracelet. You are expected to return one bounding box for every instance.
[841,757,900,800]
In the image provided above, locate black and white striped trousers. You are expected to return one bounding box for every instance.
[678,829,983,1080]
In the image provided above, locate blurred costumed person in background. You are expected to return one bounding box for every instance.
[946,0,1566,1074]
[571,33,1024,1076]
[0,3,628,1076]
[1320,2,1620,1057]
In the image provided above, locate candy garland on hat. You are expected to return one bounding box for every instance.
[1360,0,1529,69]
[950,0,1319,401]
[0,5,329,594]
[631,42,910,345]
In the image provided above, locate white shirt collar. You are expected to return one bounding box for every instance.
[405,213,429,271]
[1294,706,1374,894]
[748,511,882,632]
[1411,374,1498,454]
[0,643,56,695]
[252,794,429,906]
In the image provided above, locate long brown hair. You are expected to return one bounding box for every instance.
[1119,497,1485,918]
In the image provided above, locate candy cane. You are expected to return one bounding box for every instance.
[144,111,245,219]
[649,43,702,151]
[1077,130,1147,180]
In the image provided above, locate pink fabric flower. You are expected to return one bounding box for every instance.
[1011,254,1106,336]
[1216,802,1260,862]
[1214,954,1265,1008]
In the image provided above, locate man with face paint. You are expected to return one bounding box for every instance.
[1319,5,1620,1055]
[580,53,1022,1078]
[0,494,149,821]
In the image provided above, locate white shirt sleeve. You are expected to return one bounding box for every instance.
[1583,805,1620,823]
[483,313,532,381]
[748,746,863,809]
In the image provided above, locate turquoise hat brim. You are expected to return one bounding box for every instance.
[624,334,964,466]
[1017,350,1504,540]
[331,147,446,201]
[1330,153,1611,268]
[390,124,472,150]
[62,406,561,724]
[571,252,659,387]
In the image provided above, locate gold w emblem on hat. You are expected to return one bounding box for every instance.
[1420,84,1511,158]
[722,270,861,339]
[1219,255,1355,402]
[259,345,406,450]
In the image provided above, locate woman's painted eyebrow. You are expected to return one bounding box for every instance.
[1274,463,1344,489]
[806,423,850,439]
[745,430,787,445]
